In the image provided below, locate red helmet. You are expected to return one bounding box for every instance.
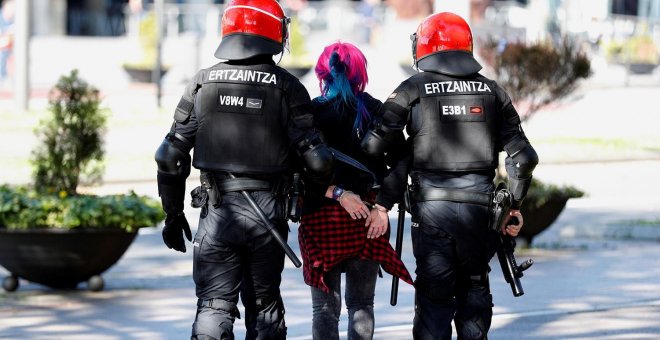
[215,0,289,60]
[411,12,482,76]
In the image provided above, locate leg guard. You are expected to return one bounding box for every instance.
[192,298,240,340]
[245,296,287,340]
[413,280,456,340]
[411,221,457,340]
[454,274,494,340]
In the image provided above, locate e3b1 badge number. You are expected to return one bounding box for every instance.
[439,98,485,122]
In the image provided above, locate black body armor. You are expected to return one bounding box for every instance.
[193,63,291,174]
[410,72,499,172]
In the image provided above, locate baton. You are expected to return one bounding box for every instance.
[390,201,406,306]
[228,173,302,268]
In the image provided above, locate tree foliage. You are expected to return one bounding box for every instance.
[479,37,592,121]
[32,70,107,196]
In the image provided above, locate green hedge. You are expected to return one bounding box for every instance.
[523,178,584,209]
[0,185,165,232]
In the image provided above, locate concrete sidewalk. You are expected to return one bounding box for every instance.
[1,199,660,339]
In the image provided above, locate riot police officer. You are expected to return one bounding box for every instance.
[154,1,333,339]
[362,12,539,340]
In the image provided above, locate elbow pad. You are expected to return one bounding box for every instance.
[361,123,397,156]
[155,138,191,177]
[155,138,191,215]
[296,133,334,177]
[505,141,539,208]
[511,144,539,179]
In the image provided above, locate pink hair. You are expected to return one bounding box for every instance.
[314,41,369,95]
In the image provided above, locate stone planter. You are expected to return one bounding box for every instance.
[0,229,138,292]
[628,63,658,75]
[518,195,571,245]
[123,65,169,83]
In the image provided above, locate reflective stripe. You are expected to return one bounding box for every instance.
[224,5,282,22]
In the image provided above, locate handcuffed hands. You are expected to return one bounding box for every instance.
[365,204,389,239]
[500,209,524,237]
[338,191,371,220]
[162,212,192,252]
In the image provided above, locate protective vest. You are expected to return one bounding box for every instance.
[193,63,290,174]
[411,72,499,171]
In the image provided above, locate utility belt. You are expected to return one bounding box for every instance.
[190,171,302,222]
[408,183,512,232]
[409,186,492,206]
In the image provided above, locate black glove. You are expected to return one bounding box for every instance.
[162,212,192,253]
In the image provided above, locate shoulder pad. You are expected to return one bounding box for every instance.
[174,98,194,123]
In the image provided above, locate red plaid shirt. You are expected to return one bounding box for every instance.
[298,203,414,293]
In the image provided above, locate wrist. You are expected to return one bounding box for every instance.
[373,204,388,213]
[331,185,345,201]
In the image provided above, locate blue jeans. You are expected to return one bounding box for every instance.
[311,258,379,340]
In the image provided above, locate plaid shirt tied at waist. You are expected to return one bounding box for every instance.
[298,203,414,293]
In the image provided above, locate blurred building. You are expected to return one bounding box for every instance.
[20,0,660,38]
[25,0,377,37]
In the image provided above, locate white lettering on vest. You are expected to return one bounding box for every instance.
[442,105,466,115]
[219,95,244,107]
[208,69,278,85]
[424,81,492,95]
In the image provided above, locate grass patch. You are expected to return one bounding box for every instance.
[608,219,660,227]
[533,136,660,150]
[531,136,660,162]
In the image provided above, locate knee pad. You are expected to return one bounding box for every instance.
[460,274,493,312]
[192,299,239,340]
[246,296,287,340]
[415,278,454,306]
[455,275,494,340]
[254,295,285,323]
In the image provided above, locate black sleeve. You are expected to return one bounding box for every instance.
[284,75,315,145]
[375,151,412,211]
[494,83,539,207]
[154,71,205,216]
[380,79,419,135]
[171,70,204,150]
[284,75,335,189]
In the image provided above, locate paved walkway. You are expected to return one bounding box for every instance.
[1,197,660,339]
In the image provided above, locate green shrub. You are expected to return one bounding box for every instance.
[0,185,165,232]
[523,178,584,209]
[32,69,107,196]
[495,175,585,209]
[1,70,166,231]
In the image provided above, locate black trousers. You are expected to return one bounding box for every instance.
[411,199,497,340]
[192,191,288,340]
